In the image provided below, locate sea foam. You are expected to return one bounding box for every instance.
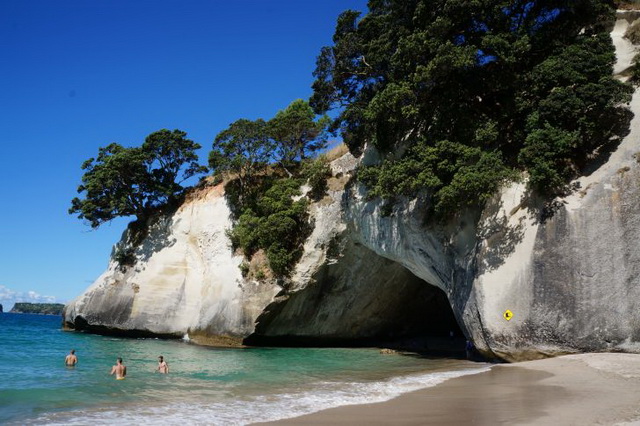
[35,366,490,426]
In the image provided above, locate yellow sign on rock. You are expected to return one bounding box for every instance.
[503,309,513,321]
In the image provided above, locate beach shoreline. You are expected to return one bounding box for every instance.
[260,353,640,425]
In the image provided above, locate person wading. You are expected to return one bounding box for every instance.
[110,357,127,380]
[65,349,78,366]
[156,355,169,374]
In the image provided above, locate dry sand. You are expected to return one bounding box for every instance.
[261,353,640,425]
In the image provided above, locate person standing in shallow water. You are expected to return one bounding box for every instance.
[157,355,169,374]
[110,357,127,380]
[65,349,78,366]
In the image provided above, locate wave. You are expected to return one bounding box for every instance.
[33,366,491,425]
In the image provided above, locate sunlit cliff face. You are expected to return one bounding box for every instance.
[66,11,640,361]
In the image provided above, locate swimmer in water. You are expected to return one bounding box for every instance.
[65,349,78,367]
[156,355,169,374]
[110,357,127,380]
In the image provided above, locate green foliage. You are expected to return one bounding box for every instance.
[228,178,310,276]
[114,245,136,270]
[313,0,632,215]
[209,101,334,277]
[360,140,516,215]
[255,269,266,280]
[517,33,633,192]
[70,143,149,228]
[143,129,208,197]
[630,53,640,84]
[268,99,330,165]
[209,119,274,197]
[239,261,250,277]
[70,129,207,228]
[301,156,332,200]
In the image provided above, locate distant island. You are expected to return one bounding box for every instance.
[10,302,65,315]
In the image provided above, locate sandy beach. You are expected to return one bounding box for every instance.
[262,353,640,425]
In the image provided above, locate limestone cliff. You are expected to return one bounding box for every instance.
[64,185,281,345]
[65,11,640,360]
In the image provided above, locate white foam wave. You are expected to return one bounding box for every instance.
[34,366,491,426]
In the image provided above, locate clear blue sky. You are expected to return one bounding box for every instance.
[0,0,367,309]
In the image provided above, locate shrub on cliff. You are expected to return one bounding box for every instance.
[210,100,331,278]
[301,156,332,201]
[227,178,310,277]
[312,0,632,217]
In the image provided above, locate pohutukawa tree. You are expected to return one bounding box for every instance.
[70,129,207,228]
[311,0,632,215]
[208,118,274,197]
[142,129,208,197]
[268,99,330,172]
[208,102,332,277]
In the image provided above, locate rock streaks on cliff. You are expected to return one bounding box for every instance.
[65,11,640,361]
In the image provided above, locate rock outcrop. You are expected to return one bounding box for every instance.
[64,185,281,345]
[65,11,640,361]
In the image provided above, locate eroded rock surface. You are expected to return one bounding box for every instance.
[64,185,281,344]
[65,12,640,360]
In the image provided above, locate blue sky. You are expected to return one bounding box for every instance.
[0,0,367,309]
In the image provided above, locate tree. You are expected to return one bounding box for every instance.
[268,99,330,170]
[142,129,208,198]
[209,118,274,198]
[70,129,207,228]
[311,0,631,214]
[212,108,333,276]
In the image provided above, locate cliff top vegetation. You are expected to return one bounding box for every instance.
[70,0,635,278]
[70,129,207,229]
[208,99,331,277]
[312,0,633,217]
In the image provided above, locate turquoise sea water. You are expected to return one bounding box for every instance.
[0,313,489,425]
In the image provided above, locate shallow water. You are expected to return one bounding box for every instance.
[0,313,489,425]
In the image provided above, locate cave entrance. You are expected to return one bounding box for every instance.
[246,243,465,355]
[380,269,466,355]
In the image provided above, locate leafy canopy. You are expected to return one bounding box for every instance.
[70,129,207,228]
[209,100,333,277]
[143,129,208,196]
[209,100,330,185]
[228,177,310,277]
[268,99,330,164]
[312,0,632,215]
[209,118,274,194]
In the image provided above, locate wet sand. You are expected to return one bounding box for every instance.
[261,353,640,425]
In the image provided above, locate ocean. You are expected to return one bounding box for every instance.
[0,313,489,425]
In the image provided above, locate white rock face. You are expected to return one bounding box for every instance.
[612,10,640,78]
[66,12,640,360]
[64,185,280,343]
[464,12,640,360]
[255,11,640,360]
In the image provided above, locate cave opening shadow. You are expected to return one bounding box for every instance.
[244,245,466,358]
[379,280,468,359]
